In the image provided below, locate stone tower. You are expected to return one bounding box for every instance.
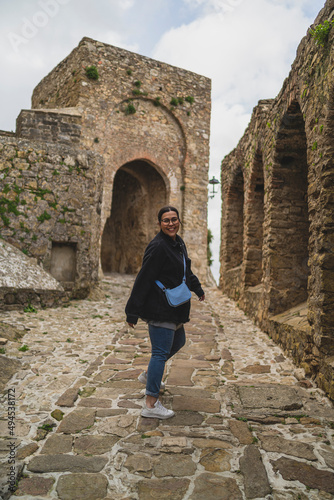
[25,38,212,279]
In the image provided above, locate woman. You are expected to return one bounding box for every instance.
[125,206,205,419]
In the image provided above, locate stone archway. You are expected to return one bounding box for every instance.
[244,150,264,287]
[268,100,310,314]
[225,167,244,271]
[220,166,245,298]
[100,159,167,274]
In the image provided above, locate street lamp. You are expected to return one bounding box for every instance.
[208,176,220,199]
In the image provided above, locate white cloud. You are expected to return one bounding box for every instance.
[0,1,140,130]
[153,1,316,99]
[211,100,250,163]
[119,0,135,10]
[183,0,245,15]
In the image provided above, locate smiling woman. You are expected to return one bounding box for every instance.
[159,212,180,240]
[125,205,205,420]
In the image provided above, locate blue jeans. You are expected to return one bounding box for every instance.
[146,325,186,398]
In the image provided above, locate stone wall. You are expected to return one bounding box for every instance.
[220,0,334,398]
[16,109,82,146]
[30,38,212,279]
[0,136,104,298]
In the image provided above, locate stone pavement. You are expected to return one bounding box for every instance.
[0,274,334,500]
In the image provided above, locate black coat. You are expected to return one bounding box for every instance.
[125,230,204,325]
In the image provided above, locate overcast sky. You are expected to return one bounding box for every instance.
[0,0,325,281]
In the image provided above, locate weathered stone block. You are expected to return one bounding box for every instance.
[240,445,271,499]
[199,448,231,472]
[16,442,39,460]
[124,453,153,474]
[56,408,96,434]
[56,473,108,500]
[56,388,79,407]
[154,454,197,477]
[272,457,334,494]
[229,419,253,444]
[15,476,54,497]
[27,454,108,473]
[192,473,242,500]
[73,435,118,455]
[137,478,190,500]
[172,395,220,413]
[0,354,21,391]
[259,434,316,460]
[41,434,73,454]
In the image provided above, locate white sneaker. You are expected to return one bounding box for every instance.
[141,400,175,419]
[138,371,165,390]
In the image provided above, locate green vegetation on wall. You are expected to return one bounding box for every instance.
[207,229,213,267]
[310,20,334,47]
[85,65,99,80]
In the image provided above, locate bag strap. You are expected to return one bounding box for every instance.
[155,255,187,290]
[181,254,186,282]
[155,280,166,291]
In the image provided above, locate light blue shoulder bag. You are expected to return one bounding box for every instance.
[155,254,192,307]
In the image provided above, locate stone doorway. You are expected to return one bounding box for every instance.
[269,101,310,314]
[101,160,167,274]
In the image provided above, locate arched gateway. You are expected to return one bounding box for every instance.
[101,159,167,274]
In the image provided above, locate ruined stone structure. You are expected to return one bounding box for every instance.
[0,133,104,301]
[220,0,334,397]
[0,239,66,310]
[0,39,211,305]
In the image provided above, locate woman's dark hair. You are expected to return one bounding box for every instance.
[158,206,180,223]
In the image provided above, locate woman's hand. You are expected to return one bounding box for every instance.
[127,322,135,328]
[199,294,205,302]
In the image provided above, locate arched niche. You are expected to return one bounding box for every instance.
[244,150,264,287]
[100,159,167,274]
[225,167,244,270]
[269,100,310,314]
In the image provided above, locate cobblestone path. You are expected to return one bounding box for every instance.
[1,274,334,499]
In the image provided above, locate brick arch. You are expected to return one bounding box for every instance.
[268,99,310,314]
[112,97,187,176]
[117,96,188,167]
[100,159,168,274]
